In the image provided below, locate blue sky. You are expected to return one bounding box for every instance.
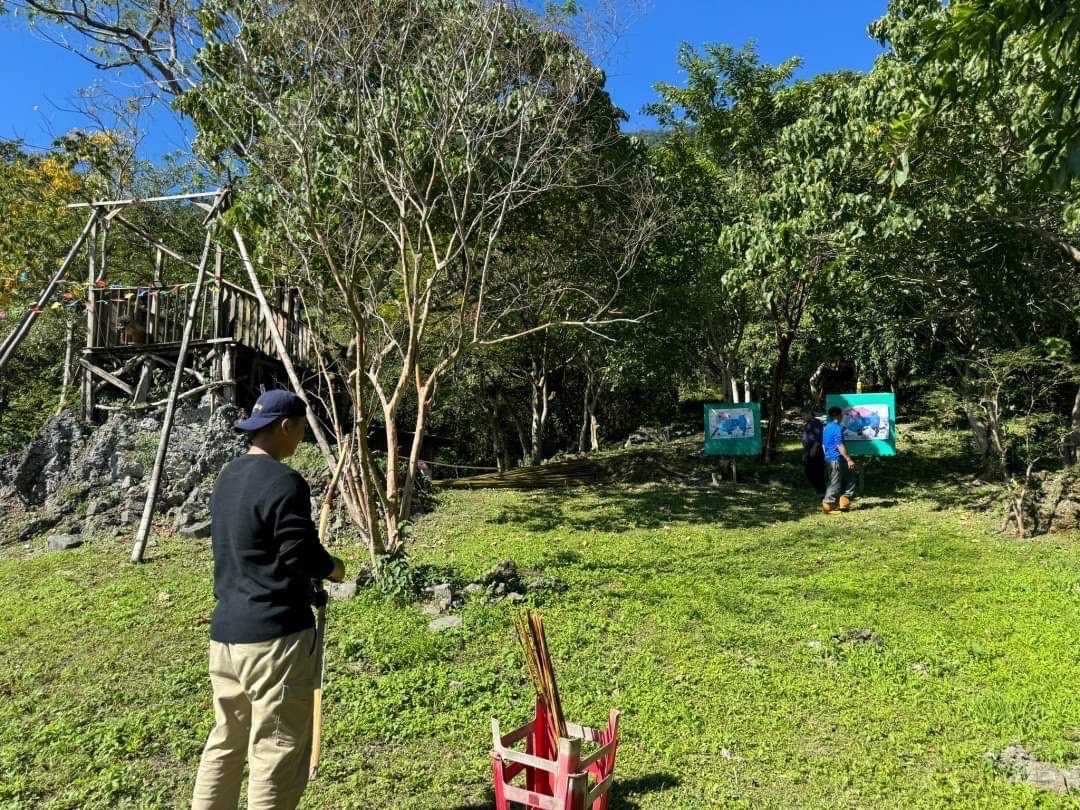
[0,1,887,158]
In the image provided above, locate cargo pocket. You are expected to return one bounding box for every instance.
[274,683,315,748]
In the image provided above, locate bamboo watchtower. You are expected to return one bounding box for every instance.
[0,188,334,563]
[69,191,318,419]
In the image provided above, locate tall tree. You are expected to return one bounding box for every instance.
[180,0,652,559]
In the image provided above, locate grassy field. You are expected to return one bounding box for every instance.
[3,431,1080,808]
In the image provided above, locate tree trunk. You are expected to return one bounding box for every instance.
[1071,385,1080,465]
[578,376,591,454]
[743,369,751,404]
[578,370,602,454]
[764,334,793,462]
[962,402,991,468]
[529,357,549,462]
[511,408,529,460]
[729,370,740,403]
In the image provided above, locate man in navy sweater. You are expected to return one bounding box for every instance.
[192,390,346,810]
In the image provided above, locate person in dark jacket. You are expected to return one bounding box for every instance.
[192,390,345,810]
[800,406,825,498]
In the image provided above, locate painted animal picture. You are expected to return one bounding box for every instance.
[842,405,890,440]
[710,408,755,439]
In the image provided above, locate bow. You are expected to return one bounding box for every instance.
[310,436,352,781]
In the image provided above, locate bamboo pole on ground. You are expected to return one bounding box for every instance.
[130,228,215,564]
[0,211,98,375]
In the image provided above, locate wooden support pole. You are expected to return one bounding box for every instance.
[0,210,98,375]
[132,359,153,404]
[67,190,222,208]
[78,357,135,397]
[233,229,336,470]
[56,317,76,415]
[210,245,224,412]
[130,228,215,564]
[82,222,98,421]
[96,380,233,412]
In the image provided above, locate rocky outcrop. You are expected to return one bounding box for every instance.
[13,412,87,505]
[5,405,248,544]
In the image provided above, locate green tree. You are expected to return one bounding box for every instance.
[180,0,652,559]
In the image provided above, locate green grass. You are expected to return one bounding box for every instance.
[2,431,1080,808]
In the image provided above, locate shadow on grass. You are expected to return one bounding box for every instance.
[449,772,680,810]
[487,430,988,535]
[488,483,804,534]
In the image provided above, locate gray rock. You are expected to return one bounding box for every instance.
[47,534,83,551]
[329,580,359,600]
[482,559,521,587]
[120,476,134,490]
[992,744,1080,794]
[507,592,526,604]
[421,603,442,616]
[121,461,144,480]
[166,491,187,507]
[449,680,465,690]
[464,583,485,596]
[428,615,463,633]
[17,513,63,543]
[355,565,376,588]
[431,583,453,611]
[119,509,134,525]
[179,520,212,539]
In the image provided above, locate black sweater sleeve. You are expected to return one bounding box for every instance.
[269,473,336,580]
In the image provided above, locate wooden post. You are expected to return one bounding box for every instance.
[221,344,236,404]
[210,245,223,412]
[56,317,76,415]
[0,211,98,376]
[82,219,98,421]
[130,229,215,564]
[132,358,153,404]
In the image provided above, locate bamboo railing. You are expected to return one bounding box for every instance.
[90,279,315,367]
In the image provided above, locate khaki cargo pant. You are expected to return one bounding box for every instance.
[191,628,317,810]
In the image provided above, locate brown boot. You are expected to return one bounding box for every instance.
[839,496,852,511]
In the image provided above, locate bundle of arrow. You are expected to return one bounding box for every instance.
[514,610,566,750]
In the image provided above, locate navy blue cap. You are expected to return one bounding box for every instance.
[234,389,307,432]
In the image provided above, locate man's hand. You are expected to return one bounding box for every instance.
[845,456,856,470]
[327,556,347,583]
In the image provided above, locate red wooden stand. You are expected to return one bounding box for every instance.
[491,698,620,810]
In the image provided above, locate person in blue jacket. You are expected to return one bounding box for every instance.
[822,406,857,513]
